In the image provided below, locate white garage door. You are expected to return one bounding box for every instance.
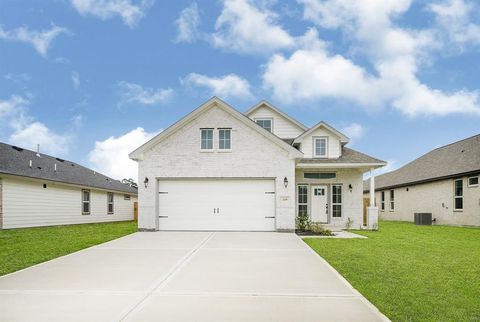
[158,179,275,231]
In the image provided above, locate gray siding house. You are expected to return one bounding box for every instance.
[0,142,138,229]
[364,134,480,226]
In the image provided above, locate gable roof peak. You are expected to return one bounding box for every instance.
[245,101,308,131]
[129,97,304,161]
[293,120,350,144]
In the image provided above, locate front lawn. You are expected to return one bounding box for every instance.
[304,221,480,322]
[0,221,137,276]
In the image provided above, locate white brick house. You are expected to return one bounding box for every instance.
[130,97,385,232]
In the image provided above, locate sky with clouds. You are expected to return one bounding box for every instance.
[1,0,479,181]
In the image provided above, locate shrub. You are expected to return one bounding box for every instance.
[308,222,334,236]
[296,213,311,231]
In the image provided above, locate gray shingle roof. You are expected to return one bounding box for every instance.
[364,134,480,192]
[298,147,386,164]
[0,142,137,194]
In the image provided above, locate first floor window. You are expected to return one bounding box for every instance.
[218,129,231,150]
[390,190,395,210]
[332,185,342,217]
[200,129,213,150]
[380,191,385,211]
[454,179,463,210]
[314,137,327,157]
[297,185,308,216]
[255,119,272,132]
[107,192,114,214]
[82,189,90,215]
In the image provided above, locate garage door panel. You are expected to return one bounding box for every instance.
[158,179,275,231]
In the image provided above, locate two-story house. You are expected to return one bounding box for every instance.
[129,97,385,232]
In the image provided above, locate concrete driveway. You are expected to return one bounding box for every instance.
[0,232,388,322]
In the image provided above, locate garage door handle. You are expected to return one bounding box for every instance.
[265,216,275,219]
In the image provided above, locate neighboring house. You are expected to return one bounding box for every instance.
[364,134,480,226]
[0,142,138,229]
[130,97,385,232]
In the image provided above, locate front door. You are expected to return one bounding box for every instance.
[311,185,328,223]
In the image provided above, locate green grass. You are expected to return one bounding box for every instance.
[304,221,480,322]
[0,221,137,276]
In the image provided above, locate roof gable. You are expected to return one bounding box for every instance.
[129,97,304,160]
[245,101,308,132]
[293,121,350,144]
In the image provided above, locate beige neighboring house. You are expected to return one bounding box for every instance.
[0,142,138,229]
[130,97,386,232]
[364,134,480,226]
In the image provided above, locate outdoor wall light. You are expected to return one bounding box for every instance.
[144,177,149,188]
[348,184,353,192]
[284,177,288,188]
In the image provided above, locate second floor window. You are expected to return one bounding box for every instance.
[200,129,213,150]
[314,137,327,157]
[255,119,272,132]
[219,129,231,150]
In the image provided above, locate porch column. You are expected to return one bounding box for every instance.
[369,168,375,206]
[367,167,379,230]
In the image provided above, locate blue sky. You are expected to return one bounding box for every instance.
[1,0,479,180]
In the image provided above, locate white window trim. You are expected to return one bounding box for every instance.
[467,176,479,187]
[331,184,342,218]
[254,118,273,133]
[380,191,385,211]
[389,189,395,211]
[218,128,232,152]
[82,189,90,215]
[200,128,214,152]
[107,192,114,215]
[297,184,308,216]
[313,136,328,158]
[454,179,463,211]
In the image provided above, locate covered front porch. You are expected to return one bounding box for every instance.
[295,162,381,230]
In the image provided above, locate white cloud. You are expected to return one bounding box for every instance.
[88,127,158,180]
[0,25,69,57]
[341,123,364,142]
[118,81,173,106]
[71,114,84,129]
[9,122,71,156]
[175,2,201,43]
[71,0,154,28]
[0,95,71,156]
[263,0,480,117]
[212,0,295,54]
[428,0,480,47]
[0,95,29,118]
[182,73,253,99]
[71,71,80,90]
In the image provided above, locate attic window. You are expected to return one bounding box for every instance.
[255,119,272,132]
[313,137,328,157]
[11,146,23,152]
